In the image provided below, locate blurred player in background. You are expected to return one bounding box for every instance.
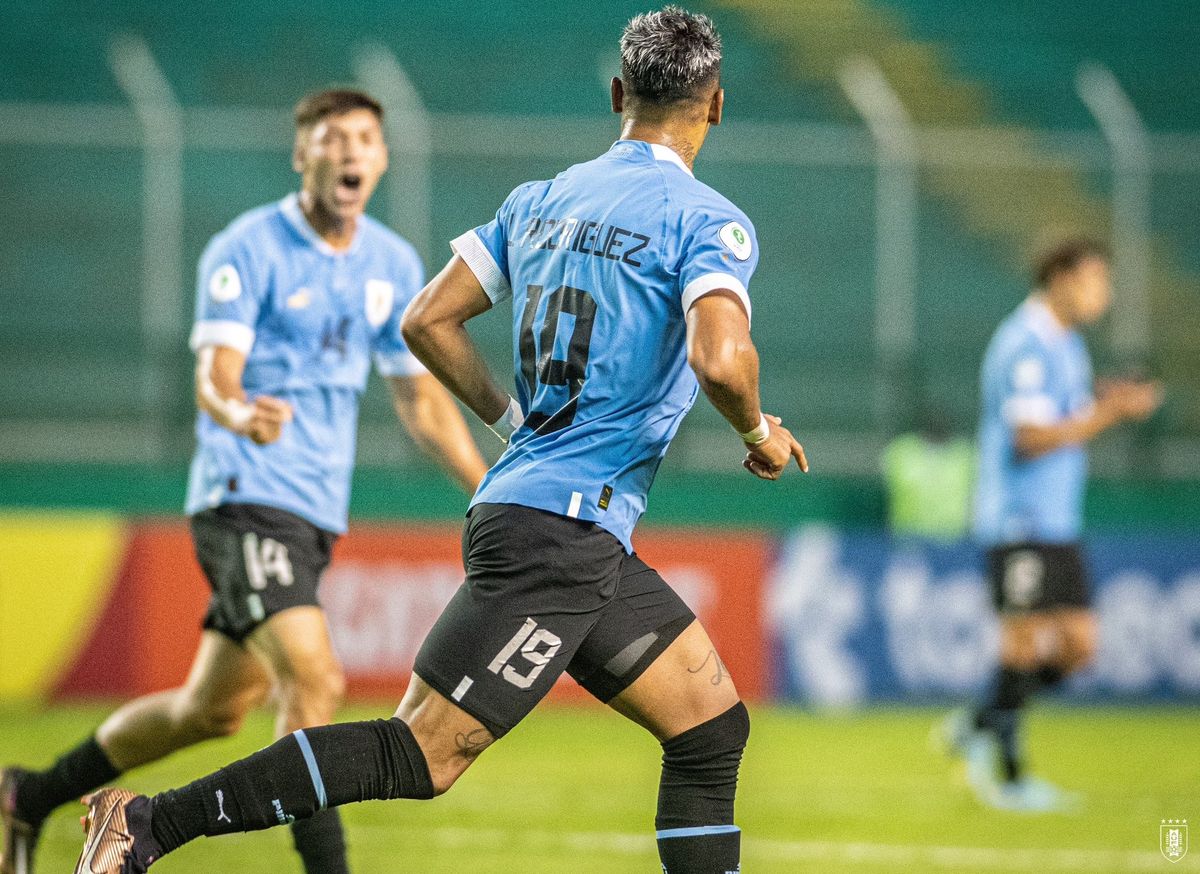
[0,88,488,874]
[943,238,1162,811]
[68,8,807,874]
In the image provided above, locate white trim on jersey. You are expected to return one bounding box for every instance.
[451,230,512,303]
[681,272,752,327]
[1002,394,1058,427]
[189,320,256,355]
[373,349,428,378]
[648,142,695,178]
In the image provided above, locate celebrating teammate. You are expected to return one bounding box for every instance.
[944,237,1162,810]
[66,7,806,874]
[0,88,488,874]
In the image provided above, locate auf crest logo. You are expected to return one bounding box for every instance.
[1161,819,1188,863]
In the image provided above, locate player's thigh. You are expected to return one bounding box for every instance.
[997,611,1057,667]
[1052,607,1098,666]
[609,620,740,742]
[245,605,344,698]
[180,629,273,714]
[412,503,625,740]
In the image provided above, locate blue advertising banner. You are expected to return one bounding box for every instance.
[769,527,1200,705]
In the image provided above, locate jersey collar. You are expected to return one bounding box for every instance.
[1023,296,1070,342]
[279,193,363,256]
[611,139,695,178]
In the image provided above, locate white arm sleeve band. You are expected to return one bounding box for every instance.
[681,272,752,327]
[451,230,512,303]
[189,320,256,355]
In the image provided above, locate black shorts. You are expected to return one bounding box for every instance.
[190,503,337,642]
[987,542,1091,614]
[413,503,696,738]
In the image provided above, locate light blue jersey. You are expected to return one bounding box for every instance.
[453,140,759,552]
[973,298,1094,545]
[185,194,426,533]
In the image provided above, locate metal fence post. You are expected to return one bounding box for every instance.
[108,35,184,461]
[839,57,919,434]
[1076,64,1151,366]
[353,42,433,266]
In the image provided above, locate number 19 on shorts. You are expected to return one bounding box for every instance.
[488,618,563,689]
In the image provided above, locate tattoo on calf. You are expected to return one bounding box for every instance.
[687,649,729,686]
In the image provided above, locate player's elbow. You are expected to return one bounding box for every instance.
[689,346,751,398]
[400,294,438,351]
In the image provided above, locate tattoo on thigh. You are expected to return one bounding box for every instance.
[454,729,493,760]
[687,649,728,686]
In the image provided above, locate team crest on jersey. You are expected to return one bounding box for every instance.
[1013,356,1045,390]
[365,279,394,327]
[209,264,242,302]
[719,221,752,261]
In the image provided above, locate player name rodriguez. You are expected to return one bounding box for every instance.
[513,216,652,267]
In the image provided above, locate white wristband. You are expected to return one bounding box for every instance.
[738,413,770,446]
[224,399,254,434]
[487,396,524,442]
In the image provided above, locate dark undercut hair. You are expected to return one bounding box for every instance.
[1033,236,1110,287]
[293,88,383,130]
[620,6,722,104]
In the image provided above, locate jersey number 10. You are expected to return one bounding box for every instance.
[518,284,597,434]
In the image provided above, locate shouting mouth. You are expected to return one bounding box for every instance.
[335,173,364,205]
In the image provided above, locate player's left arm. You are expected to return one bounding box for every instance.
[401,256,519,441]
[386,372,489,494]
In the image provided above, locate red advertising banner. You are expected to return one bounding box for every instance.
[55,520,769,703]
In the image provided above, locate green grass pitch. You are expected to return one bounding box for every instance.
[2,703,1196,872]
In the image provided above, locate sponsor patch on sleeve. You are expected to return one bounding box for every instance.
[209,264,242,302]
[718,221,752,261]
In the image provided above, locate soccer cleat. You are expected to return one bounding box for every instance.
[1,768,42,874]
[980,775,1083,814]
[74,790,158,874]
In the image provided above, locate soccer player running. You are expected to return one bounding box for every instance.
[945,238,1161,811]
[67,7,807,874]
[0,88,489,874]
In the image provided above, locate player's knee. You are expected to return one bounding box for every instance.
[280,666,345,722]
[657,701,749,829]
[180,697,252,739]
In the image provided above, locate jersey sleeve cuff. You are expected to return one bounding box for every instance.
[681,272,752,327]
[189,320,255,355]
[373,350,429,378]
[451,230,512,303]
[1002,394,1057,427]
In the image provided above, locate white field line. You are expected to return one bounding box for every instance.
[349,824,1171,871]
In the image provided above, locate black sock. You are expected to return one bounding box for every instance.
[15,735,121,823]
[150,717,432,856]
[292,810,349,874]
[657,828,740,874]
[655,702,748,874]
[973,667,1037,782]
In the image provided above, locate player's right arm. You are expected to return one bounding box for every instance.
[194,345,293,445]
[190,232,293,444]
[1013,379,1162,458]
